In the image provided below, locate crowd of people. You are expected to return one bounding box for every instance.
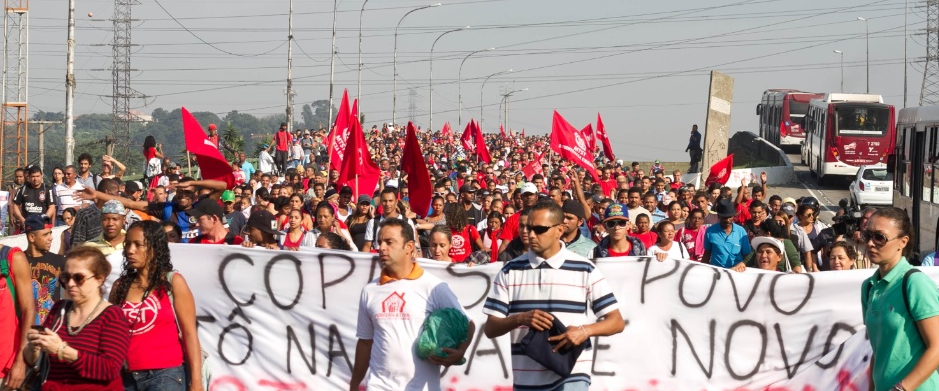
[0,120,937,391]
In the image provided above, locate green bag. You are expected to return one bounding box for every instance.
[416,308,469,365]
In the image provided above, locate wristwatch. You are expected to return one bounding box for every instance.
[892,383,907,391]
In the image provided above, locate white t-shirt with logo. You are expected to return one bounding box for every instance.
[355,269,467,391]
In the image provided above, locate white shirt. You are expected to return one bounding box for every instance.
[54,181,90,215]
[648,241,689,260]
[258,151,275,173]
[356,269,467,391]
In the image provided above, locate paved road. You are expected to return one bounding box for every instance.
[762,151,851,226]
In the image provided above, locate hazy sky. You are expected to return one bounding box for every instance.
[22,0,920,161]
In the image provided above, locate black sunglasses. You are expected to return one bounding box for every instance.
[604,220,628,229]
[860,230,901,247]
[59,272,92,287]
[523,224,559,235]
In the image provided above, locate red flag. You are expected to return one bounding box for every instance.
[596,113,615,161]
[328,89,352,172]
[550,111,600,183]
[336,102,380,200]
[500,123,506,139]
[402,122,433,217]
[473,119,492,163]
[581,124,596,153]
[441,122,452,137]
[704,154,734,187]
[521,152,544,179]
[460,121,475,151]
[521,128,526,138]
[181,107,235,188]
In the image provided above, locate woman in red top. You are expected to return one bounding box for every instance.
[281,209,309,250]
[444,203,484,263]
[25,246,130,390]
[109,221,205,391]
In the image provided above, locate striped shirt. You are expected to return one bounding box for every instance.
[41,301,130,390]
[482,245,620,390]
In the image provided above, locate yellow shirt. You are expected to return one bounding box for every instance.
[83,231,125,256]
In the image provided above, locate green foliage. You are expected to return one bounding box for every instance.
[253,135,273,157]
[221,123,245,161]
[301,104,315,129]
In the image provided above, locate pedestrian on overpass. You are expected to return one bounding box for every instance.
[685,124,702,173]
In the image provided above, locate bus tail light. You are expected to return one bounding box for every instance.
[780,121,789,137]
[831,147,839,158]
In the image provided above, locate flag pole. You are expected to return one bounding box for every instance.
[187,152,193,177]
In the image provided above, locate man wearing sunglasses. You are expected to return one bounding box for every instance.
[593,203,646,258]
[484,201,625,391]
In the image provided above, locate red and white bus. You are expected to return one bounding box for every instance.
[892,105,939,258]
[756,89,823,148]
[802,93,896,185]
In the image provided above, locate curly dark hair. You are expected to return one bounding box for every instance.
[112,220,175,304]
[444,203,468,232]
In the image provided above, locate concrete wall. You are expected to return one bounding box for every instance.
[682,131,796,190]
[0,226,68,253]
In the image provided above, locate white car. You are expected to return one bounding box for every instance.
[849,166,893,206]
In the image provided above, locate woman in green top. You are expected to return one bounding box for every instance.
[862,207,939,391]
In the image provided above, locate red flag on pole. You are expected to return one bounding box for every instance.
[473,119,493,163]
[521,152,544,179]
[336,102,380,200]
[328,89,352,172]
[460,121,475,151]
[581,123,596,153]
[521,128,526,138]
[550,111,600,183]
[441,122,452,138]
[181,107,235,188]
[596,113,615,161]
[704,154,734,187]
[500,123,506,139]
[402,122,433,217]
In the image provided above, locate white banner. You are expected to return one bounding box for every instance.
[149,244,939,391]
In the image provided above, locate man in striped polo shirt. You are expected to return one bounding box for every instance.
[483,201,625,391]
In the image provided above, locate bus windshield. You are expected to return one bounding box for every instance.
[835,105,889,137]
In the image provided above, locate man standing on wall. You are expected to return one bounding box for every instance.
[686,124,703,173]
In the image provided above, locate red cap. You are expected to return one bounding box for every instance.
[208,123,217,131]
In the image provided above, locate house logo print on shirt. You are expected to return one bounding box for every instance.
[377,292,409,320]
[124,295,162,335]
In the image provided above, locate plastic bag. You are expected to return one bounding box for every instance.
[416,308,469,365]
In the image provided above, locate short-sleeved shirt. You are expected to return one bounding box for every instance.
[449,226,480,263]
[26,252,66,324]
[482,246,620,389]
[356,266,467,391]
[363,215,415,250]
[13,184,56,218]
[241,161,256,178]
[703,223,751,268]
[862,259,939,390]
[147,202,199,242]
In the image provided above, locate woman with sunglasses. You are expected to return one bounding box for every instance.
[110,220,205,391]
[861,207,939,391]
[25,246,130,390]
[592,203,646,258]
[791,204,824,272]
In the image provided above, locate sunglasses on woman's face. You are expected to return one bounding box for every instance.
[603,220,628,230]
[859,230,901,247]
[59,272,92,287]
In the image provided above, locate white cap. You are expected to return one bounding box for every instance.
[751,236,784,255]
[386,179,399,188]
[521,182,538,195]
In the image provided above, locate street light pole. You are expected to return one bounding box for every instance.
[65,0,76,164]
[458,47,494,129]
[858,17,869,93]
[430,26,467,132]
[357,0,369,101]
[481,69,512,127]
[833,50,844,92]
[327,0,338,132]
[393,3,440,126]
[501,88,528,132]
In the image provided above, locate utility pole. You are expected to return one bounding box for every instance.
[65,0,75,164]
[327,0,338,130]
[30,120,61,173]
[285,0,294,129]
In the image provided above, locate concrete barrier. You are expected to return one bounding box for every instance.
[682,131,796,190]
[0,226,68,253]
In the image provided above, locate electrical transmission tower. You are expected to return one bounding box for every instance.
[1,0,28,184]
[108,0,143,155]
[921,0,939,105]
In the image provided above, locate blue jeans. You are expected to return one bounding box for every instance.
[122,365,185,391]
[553,380,590,391]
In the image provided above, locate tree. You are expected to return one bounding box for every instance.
[221,123,245,161]
[310,99,337,130]
[301,104,314,129]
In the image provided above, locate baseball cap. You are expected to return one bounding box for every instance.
[782,197,797,206]
[781,203,796,217]
[459,184,474,193]
[386,179,399,188]
[167,162,179,169]
[101,200,127,216]
[221,190,236,203]
[654,160,660,164]
[324,189,338,200]
[208,123,217,131]
[603,203,629,221]
[247,210,282,236]
[24,215,51,233]
[189,199,225,220]
[357,195,372,205]
[124,180,142,194]
[520,182,538,195]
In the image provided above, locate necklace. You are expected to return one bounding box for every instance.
[67,298,105,336]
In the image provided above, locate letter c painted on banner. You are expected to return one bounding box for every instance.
[219,253,257,307]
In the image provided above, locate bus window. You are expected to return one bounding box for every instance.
[902,128,912,197]
[836,106,890,136]
[930,128,939,203]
